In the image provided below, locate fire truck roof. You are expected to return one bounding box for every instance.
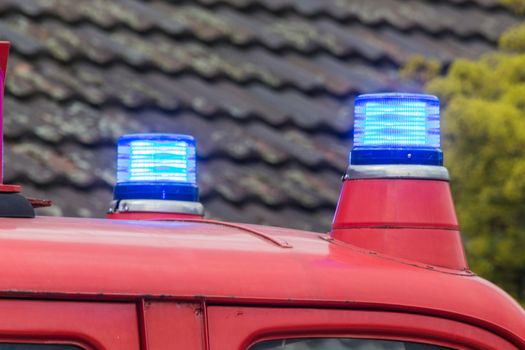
[0,216,523,343]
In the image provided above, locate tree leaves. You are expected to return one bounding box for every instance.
[422,25,525,304]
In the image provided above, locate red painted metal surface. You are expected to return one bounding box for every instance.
[0,41,25,196]
[332,179,458,229]
[0,184,20,193]
[0,42,8,80]
[0,216,522,347]
[331,179,467,270]
[0,42,31,197]
[330,227,466,270]
[27,197,53,208]
[106,215,291,247]
[208,306,518,350]
[143,302,204,350]
[0,41,8,185]
[0,299,140,349]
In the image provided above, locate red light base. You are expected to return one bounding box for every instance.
[107,212,203,221]
[331,178,468,271]
[0,184,21,193]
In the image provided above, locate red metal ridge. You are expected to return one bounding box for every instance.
[27,197,53,208]
[331,178,467,270]
[0,184,21,193]
[106,212,292,248]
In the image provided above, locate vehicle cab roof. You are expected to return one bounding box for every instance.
[0,216,523,342]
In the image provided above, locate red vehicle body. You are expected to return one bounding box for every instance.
[0,42,522,350]
[0,215,523,349]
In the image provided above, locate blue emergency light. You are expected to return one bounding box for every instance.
[350,93,442,166]
[113,133,198,201]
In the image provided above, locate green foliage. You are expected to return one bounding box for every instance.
[500,24,525,52]
[501,0,525,15]
[400,55,442,84]
[419,25,525,304]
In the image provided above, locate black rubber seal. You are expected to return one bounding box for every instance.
[0,193,35,218]
[350,148,443,166]
[114,183,199,201]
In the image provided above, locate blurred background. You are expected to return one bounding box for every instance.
[0,0,523,303]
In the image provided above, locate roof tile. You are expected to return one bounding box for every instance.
[4,139,342,209]
[21,183,113,218]
[19,184,335,232]
[0,0,518,231]
[204,198,334,232]
[193,0,518,41]
[2,9,498,69]
[1,98,241,157]
[6,54,360,131]
[4,97,350,169]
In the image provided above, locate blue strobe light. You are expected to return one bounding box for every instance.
[114,134,198,201]
[350,93,442,166]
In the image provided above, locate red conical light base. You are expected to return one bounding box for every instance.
[331,178,468,271]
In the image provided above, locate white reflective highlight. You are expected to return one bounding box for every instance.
[116,135,197,185]
[353,94,440,148]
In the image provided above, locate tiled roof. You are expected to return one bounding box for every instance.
[0,0,520,232]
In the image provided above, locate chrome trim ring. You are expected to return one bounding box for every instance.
[344,165,449,181]
[109,199,205,216]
